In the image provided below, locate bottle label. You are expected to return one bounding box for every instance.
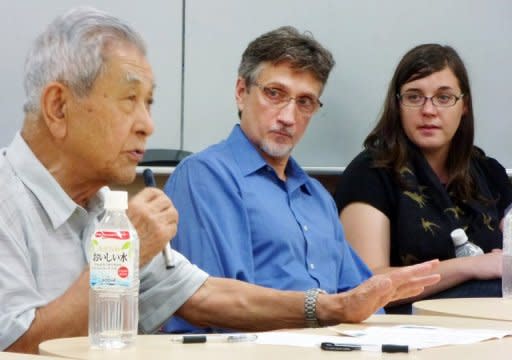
[90,229,135,288]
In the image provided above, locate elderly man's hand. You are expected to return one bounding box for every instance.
[317,260,440,324]
[127,188,178,267]
[385,259,441,302]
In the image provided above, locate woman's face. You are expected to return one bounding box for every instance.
[399,67,466,159]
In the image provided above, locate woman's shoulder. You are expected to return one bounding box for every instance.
[338,149,397,196]
[344,149,378,172]
[470,147,512,205]
[343,149,395,180]
[471,147,508,177]
[336,150,397,216]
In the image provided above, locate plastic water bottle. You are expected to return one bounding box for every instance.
[89,191,139,349]
[450,228,483,257]
[502,211,512,298]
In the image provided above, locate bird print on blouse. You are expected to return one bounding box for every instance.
[482,213,494,231]
[444,206,464,220]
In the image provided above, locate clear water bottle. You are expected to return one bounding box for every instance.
[502,211,512,298]
[89,191,139,349]
[450,228,483,257]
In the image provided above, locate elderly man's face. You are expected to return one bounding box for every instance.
[65,43,155,185]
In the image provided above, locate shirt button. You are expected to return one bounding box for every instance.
[303,225,309,231]
[310,263,315,269]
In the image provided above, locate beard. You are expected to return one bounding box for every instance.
[260,140,293,158]
[259,126,294,158]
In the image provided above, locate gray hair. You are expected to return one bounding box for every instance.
[238,26,335,88]
[23,6,147,114]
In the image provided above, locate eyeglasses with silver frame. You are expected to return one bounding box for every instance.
[253,82,323,116]
[397,92,464,108]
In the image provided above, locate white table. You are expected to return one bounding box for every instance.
[0,353,68,360]
[39,314,512,360]
[413,297,512,321]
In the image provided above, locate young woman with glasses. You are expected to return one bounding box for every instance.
[335,44,512,313]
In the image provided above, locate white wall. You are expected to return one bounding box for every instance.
[0,0,182,151]
[2,0,511,168]
[183,0,512,167]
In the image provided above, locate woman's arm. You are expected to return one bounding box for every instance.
[340,202,502,303]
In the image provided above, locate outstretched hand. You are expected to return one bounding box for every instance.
[320,260,440,324]
[385,259,441,301]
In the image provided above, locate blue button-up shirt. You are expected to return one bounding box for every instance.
[163,125,374,332]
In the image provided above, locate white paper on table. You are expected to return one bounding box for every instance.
[255,332,343,348]
[330,325,512,348]
[255,325,512,350]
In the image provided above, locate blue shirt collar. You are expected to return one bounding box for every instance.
[5,132,106,229]
[226,124,312,195]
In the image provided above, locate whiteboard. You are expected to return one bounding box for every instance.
[183,0,512,168]
[2,0,511,169]
[0,0,182,151]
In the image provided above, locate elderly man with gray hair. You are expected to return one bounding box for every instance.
[0,7,439,354]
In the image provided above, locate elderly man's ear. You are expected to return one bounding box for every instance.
[40,82,71,139]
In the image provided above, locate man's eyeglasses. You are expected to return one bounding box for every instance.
[397,92,464,108]
[254,82,322,116]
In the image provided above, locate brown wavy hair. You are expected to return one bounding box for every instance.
[365,43,481,201]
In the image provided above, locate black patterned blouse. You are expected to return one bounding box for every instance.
[335,148,512,267]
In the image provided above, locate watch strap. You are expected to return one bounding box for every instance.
[304,288,325,328]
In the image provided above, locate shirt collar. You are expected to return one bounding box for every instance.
[285,156,312,195]
[227,124,312,195]
[5,132,106,229]
[227,125,267,176]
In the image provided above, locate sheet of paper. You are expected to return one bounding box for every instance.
[255,332,342,348]
[330,325,512,348]
[331,325,512,349]
[255,325,512,350]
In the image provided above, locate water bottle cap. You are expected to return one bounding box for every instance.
[450,228,468,246]
[104,190,128,210]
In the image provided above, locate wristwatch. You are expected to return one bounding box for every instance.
[304,288,326,328]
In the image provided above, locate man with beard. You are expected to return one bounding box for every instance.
[162,26,420,333]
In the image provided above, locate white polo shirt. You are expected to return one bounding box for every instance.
[0,133,208,350]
